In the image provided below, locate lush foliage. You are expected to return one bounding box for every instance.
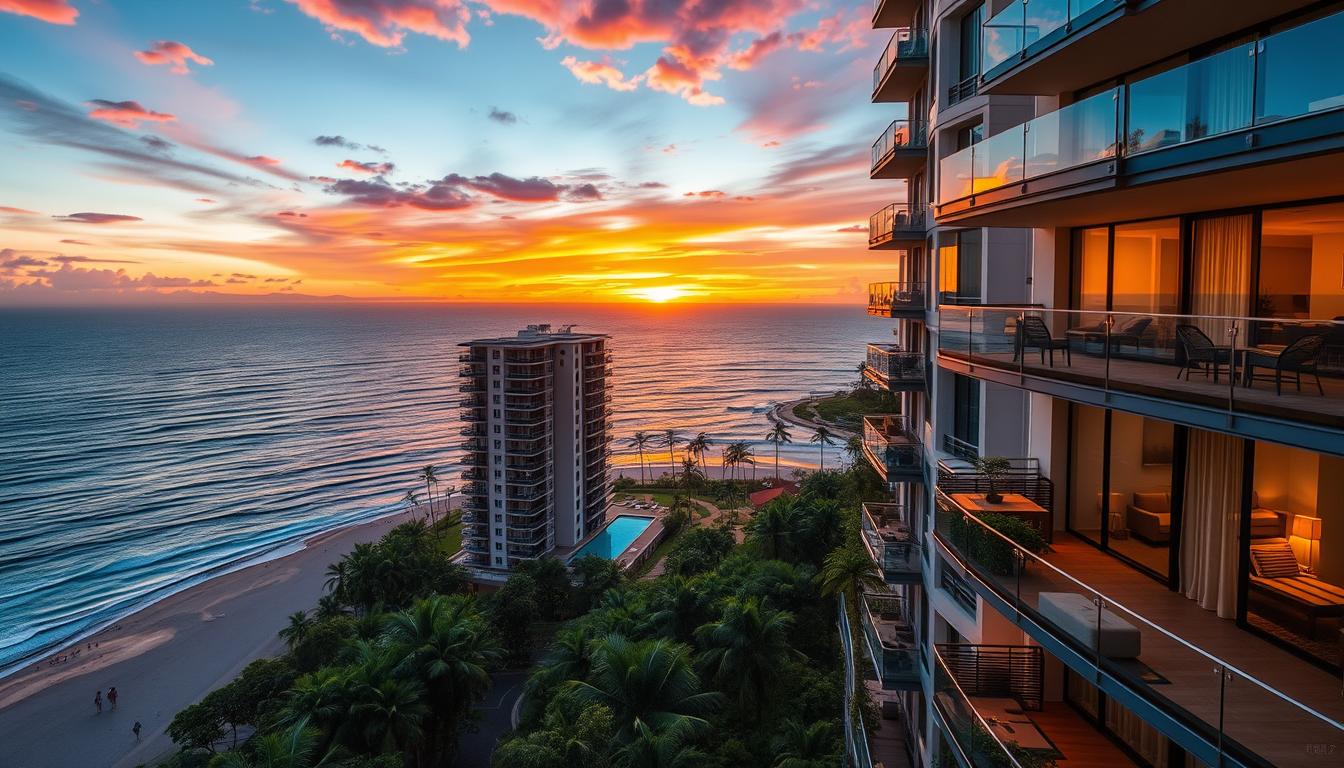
[948,510,1048,576]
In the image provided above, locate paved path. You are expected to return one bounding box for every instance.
[641,497,748,579]
[455,671,527,768]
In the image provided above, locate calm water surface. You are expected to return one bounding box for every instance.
[0,303,880,671]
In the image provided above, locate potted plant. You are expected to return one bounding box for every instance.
[973,456,1012,504]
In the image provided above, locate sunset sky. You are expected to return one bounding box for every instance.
[0,0,906,304]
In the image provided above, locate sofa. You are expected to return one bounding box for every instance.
[1249,492,1288,539]
[1127,491,1171,544]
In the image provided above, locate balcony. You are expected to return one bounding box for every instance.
[871,0,918,29]
[979,0,1319,98]
[861,415,924,482]
[867,281,926,319]
[936,305,1344,457]
[939,9,1344,227]
[871,120,927,179]
[857,589,919,691]
[872,28,928,103]
[868,203,925,249]
[933,492,1344,768]
[860,502,921,583]
[863,343,925,392]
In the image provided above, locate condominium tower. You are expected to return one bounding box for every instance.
[852,2,1344,767]
[457,325,613,579]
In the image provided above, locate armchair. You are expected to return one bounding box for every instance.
[1126,491,1172,544]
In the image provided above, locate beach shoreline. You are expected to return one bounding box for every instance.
[0,499,452,768]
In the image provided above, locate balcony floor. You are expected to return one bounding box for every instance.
[1029,701,1140,766]
[941,345,1344,431]
[1010,536,1343,767]
[864,681,915,768]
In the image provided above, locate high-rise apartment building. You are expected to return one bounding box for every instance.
[852,2,1344,767]
[456,325,613,580]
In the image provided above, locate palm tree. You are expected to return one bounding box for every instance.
[612,720,707,768]
[722,442,744,482]
[843,434,864,468]
[818,545,886,607]
[417,465,439,526]
[745,499,797,561]
[211,719,335,768]
[626,431,654,485]
[568,635,720,740]
[771,719,839,768]
[677,457,705,489]
[663,429,682,483]
[648,575,704,644]
[350,677,428,755]
[763,423,793,482]
[808,426,836,471]
[737,443,757,482]
[694,596,800,715]
[279,610,314,652]
[686,432,710,474]
[323,561,348,600]
[278,669,349,735]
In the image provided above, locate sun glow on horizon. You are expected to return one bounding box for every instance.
[632,285,691,303]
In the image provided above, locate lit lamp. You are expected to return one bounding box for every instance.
[1291,515,1323,575]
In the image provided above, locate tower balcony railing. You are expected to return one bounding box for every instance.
[981,0,1112,77]
[861,415,923,482]
[871,119,927,178]
[860,502,920,582]
[857,589,919,690]
[935,304,1344,454]
[868,203,926,248]
[940,9,1344,222]
[866,281,925,318]
[863,343,925,391]
[932,488,1344,768]
[931,644,1038,768]
[872,27,928,102]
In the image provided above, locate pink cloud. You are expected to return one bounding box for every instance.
[286,0,472,48]
[338,159,395,175]
[54,212,144,224]
[0,205,38,214]
[0,0,77,25]
[727,32,785,70]
[560,56,639,92]
[134,41,215,75]
[18,263,215,291]
[86,99,177,128]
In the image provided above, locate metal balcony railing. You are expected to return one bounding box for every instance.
[868,203,926,246]
[872,27,929,93]
[860,502,920,581]
[861,415,923,480]
[871,119,927,172]
[867,280,926,316]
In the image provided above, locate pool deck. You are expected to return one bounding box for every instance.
[556,508,666,572]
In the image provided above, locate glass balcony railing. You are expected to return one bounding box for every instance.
[858,589,919,689]
[868,203,926,246]
[933,489,1344,768]
[867,281,926,317]
[981,0,1112,76]
[936,305,1344,432]
[871,119,927,173]
[862,414,923,480]
[946,10,1344,206]
[872,28,929,93]
[931,645,1031,768]
[860,501,921,581]
[838,594,876,768]
[937,89,1118,204]
[864,343,925,390]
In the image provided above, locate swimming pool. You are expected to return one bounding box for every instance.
[570,515,655,561]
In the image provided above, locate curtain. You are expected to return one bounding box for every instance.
[1106,698,1169,768]
[1180,429,1243,618]
[1190,213,1253,341]
[1187,44,1254,140]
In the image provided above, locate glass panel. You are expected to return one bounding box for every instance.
[959,3,982,80]
[1126,43,1254,154]
[1071,0,1107,17]
[982,1,1025,74]
[1258,201,1344,321]
[973,125,1024,193]
[1256,10,1344,123]
[1069,403,1106,545]
[1074,227,1109,312]
[939,147,975,203]
[957,229,982,302]
[1023,0,1068,51]
[1024,90,1117,178]
[1107,413,1173,578]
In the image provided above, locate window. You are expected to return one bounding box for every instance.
[958,3,983,83]
[492,350,500,359]
[492,365,500,374]
[952,373,980,450]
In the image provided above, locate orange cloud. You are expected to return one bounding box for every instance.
[338,159,395,174]
[560,56,639,92]
[0,0,77,25]
[286,0,471,48]
[134,41,215,74]
[86,100,177,128]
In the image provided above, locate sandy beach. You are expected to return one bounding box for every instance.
[0,506,438,768]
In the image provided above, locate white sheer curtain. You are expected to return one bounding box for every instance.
[1190,213,1253,341]
[1180,429,1243,618]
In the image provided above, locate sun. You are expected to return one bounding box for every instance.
[633,286,689,303]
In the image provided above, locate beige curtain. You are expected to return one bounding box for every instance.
[1190,214,1253,341]
[1180,429,1243,618]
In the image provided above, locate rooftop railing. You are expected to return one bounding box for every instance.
[936,304,1344,435]
[944,9,1344,206]
[871,119,928,172]
[872,28,929,93]
[933,488,1344,768]
[981,0,1111,75]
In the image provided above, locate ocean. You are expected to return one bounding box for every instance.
[0,303,879,672]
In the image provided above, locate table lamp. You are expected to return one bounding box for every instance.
[1291,515,1322,575]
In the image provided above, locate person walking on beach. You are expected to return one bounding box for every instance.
[132,721,141,741]
[107,686,118,710]
[93,690,102,714]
